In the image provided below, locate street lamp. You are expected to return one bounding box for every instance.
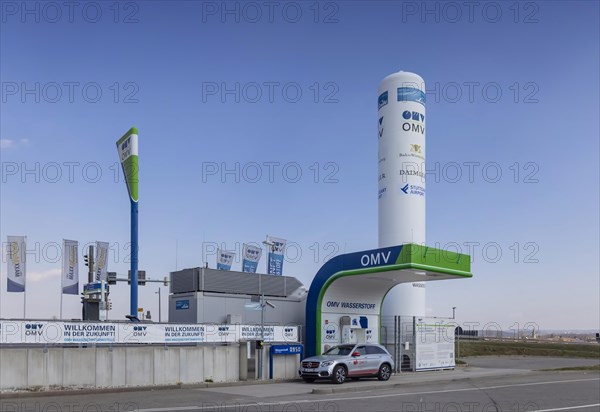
[155,288,161,323]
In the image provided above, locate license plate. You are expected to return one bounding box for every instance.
[304,368,317,372]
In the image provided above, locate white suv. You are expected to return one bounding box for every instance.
[299,343,394,384]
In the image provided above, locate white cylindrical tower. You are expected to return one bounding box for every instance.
[378,71,426,317]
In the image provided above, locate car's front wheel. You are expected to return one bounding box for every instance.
[377,363,392,381]
[331,365,347,384]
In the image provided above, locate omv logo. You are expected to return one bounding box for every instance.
[324,325,337,340]
[218,326,231,336]
[378,116,384,138]
[25,323,44,336]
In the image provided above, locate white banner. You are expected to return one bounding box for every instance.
[0,321,298,345]
[216,249,235,271]
[266,236,286,275]
[62,240,79,295]
[95,241,109,282]
[242,243,262,273]
[414,317,456,371]
[6,236,26,292]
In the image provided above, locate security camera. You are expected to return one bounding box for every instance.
[265,301,276,309]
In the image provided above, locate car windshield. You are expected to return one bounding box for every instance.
[323,345,354,356]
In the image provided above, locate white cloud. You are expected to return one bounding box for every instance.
[0,138,30,149]
[27,268,61,283]
[0,139,16,149]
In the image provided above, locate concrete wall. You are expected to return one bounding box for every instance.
[0,345,240,391]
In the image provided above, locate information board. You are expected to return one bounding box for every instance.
[0,321,298,345]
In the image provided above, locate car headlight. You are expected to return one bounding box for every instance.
[321,361,334,367]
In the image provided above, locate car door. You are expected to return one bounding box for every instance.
[348,345,368,375]
[365,345,386,374]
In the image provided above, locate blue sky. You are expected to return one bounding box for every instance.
[1,1,598,330]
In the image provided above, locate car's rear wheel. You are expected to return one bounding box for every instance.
[302,377,316,383]
[331,365,347,384]
[377,363,391,381]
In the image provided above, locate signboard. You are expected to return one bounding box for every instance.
[116,128,139,203]
[414,317,456,371]
[0,321,298,345]
[83,282,107,295]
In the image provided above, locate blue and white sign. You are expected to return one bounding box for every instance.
[216,249,235,271]
[266,236,286,276]
[397,87,426,105]
[176,300,190,310]
[378,91,388,110]
[242,243,262,273]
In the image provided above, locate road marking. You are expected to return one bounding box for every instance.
[136,377,600,411]
[534,405,600,412]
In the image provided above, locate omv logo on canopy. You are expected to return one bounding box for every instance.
[354,246,402,268]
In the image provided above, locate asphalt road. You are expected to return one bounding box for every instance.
[1,361,599,412]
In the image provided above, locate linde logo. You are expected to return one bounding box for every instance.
[360,251,392,266]
[25,323,44,336]
[402,110,425,134]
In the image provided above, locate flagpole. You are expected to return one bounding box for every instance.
[60,286,64,320]
[23,287,26,319]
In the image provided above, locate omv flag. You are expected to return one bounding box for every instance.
[62,240,79,295]
[242,243,262,273]
[6,236,26,292]
[267,236,286,276]
[217,249,235,271]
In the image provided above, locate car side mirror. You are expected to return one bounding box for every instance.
[352,352,361,357]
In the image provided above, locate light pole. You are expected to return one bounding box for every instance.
[257,296,276,380]
[453,306,460,361]
[262,240,275,275]
[155,288,161,323]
